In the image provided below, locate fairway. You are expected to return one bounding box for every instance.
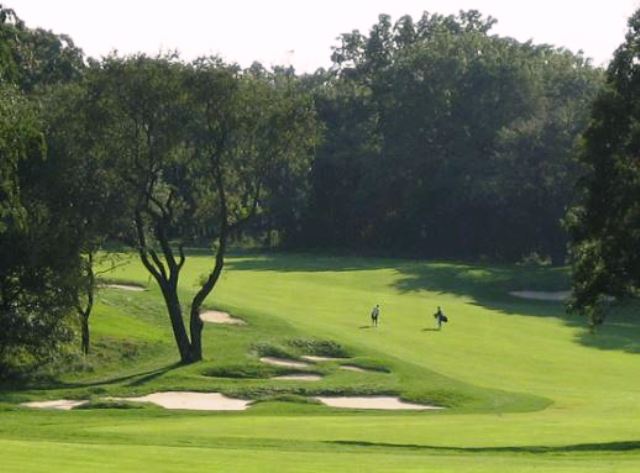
[1,252,639,472]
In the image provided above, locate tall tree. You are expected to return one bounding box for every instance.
[0,84,82,375]
[0,5,86,374]
[91,55,318,363]
[41,81,129,354]
[567,9,640,327]
[0,4,83,92]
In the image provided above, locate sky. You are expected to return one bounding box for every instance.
[7,1,640,72]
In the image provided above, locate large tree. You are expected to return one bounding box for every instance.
[41,81,129,354]
[0,6,87,374]
[0,84,82,375]
[91,55,318,363]
[567,9,640,327]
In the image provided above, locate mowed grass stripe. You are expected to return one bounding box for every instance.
[1,439,638,473]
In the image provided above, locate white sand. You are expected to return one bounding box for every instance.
[200,310,246,325]
[315,396,442,410]
[104,284,146,292]
[260,357,311,369]
[110,392,250,411]
[509,290,570,301]
[22,399,88,410]
[271,374,323,381]
[301,355,344,362]
[340,364,374,373]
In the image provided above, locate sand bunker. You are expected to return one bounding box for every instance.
[111,392,250,411]
[509,290,570,301]
[340,364,377,373]
[104,283,146,292]
[260,357,311,369]
[301,355,344,362]
[200,310,246,325]
[271,374,323,381]
[22,399,87,410]
[315,396,442,410]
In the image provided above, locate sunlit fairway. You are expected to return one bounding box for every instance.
[2,252,640,472]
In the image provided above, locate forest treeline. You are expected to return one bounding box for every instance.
[298,12,602,262]
[0,6,616,369]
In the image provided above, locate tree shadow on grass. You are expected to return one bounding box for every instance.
[392,261,640,355]
[224,253,640,355]
[329,439,640,454]
[225,253,398,273]
[0,362,182,394]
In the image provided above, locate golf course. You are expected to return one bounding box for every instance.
[3,3,640,471]
[2,251,639,472]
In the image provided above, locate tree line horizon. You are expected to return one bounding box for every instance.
[1,5,638,369]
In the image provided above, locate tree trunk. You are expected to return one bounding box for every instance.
[158,281,192,363]
[78,251,95,356]
[81,314,90,355]
[189,305,204,362]
[188,230,227,363]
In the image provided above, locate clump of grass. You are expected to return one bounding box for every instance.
[252,341,297,359]
[224,381,395,400]
[343,358,391,373]
[287,339,349,357]
[224,386,308,399]
[76,399,148,410]
[400,389,473,408]
[202,364,279,379]
[251,394,322,405]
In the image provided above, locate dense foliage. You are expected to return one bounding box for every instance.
[294,12,602,262]
[0,6,85,374]
[568,9,640,327]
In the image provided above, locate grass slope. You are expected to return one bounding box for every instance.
[1,252,639,472]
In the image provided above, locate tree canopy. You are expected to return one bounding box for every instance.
[567,8,640,327]
[296,11,602,262]
[86,54,318,362]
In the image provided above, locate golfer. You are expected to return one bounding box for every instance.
[371,304,380,327]
[433,306,447,330]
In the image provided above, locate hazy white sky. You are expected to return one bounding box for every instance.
[8,1,640,71]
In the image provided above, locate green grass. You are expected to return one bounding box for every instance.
[1,251,639,471]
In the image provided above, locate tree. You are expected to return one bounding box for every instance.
[91,55,318,363]
[0,4,84,92]
[0,5,90,374]
[41,81,129,354]
[567,9,640,327]
[0,84,82,375]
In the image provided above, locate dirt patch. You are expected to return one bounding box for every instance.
[260,357,311,369]
[22,399,88,410]
[509,290,570,301]
[200,310,246,325]
[271,374,323,381]
[110,392,250,411]
[104,284,146,292]
[314,396,442,410]
[301,355,345,362]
